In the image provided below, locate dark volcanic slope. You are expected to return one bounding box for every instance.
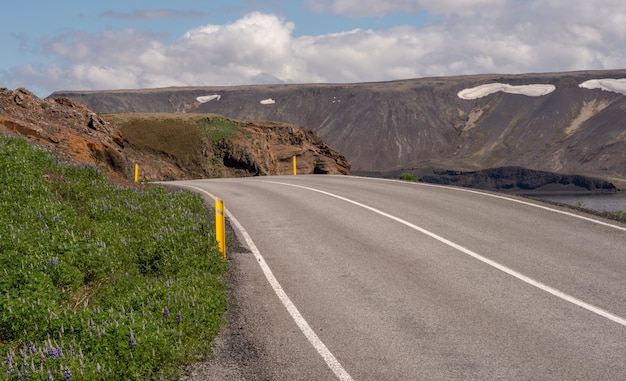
[51,70,626,181]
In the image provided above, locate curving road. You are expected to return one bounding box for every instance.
[166,175,626,381]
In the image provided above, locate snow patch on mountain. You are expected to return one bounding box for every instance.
[579,79,626,95]
[457,83,556,100]
[196,95,221,103]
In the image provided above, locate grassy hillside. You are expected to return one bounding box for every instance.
[102,113,245,179]
[0,136,227,380]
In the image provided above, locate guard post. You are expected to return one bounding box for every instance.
[215,198,226,259]
[292,156,297,176]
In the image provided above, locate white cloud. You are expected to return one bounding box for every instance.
[3,1,626,96]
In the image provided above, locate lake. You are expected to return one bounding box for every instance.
[532,193,626,213]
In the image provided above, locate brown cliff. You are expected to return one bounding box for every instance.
[0,88,130,183]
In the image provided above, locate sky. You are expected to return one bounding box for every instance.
[1,0,625,97]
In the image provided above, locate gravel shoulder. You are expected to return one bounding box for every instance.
[179,219,266,381]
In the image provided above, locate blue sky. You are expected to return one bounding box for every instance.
[1,0,625,97]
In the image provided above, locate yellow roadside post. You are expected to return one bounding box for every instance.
[292,155,297,176]
[134,164,139,183]
[215,198,226,259]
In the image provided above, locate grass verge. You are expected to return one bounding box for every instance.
[0,136,228,380]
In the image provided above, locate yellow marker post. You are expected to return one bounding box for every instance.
[292,156,297,176]
[134,164,139,183]
[215,198,226,259]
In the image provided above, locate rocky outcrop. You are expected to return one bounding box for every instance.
[0,88,131,183]
[218,123,350,176]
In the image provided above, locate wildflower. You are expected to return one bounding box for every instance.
[102,205,109,212]
[47,345,61,360]
[129,329,137,347]
[176,312,183,323]
[163,306,170,318]
[43,225,50,233]
[6,351,14,369]
[51,258,59,267]
[64,367,72,381]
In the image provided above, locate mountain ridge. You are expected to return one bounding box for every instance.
[51,69,626,188]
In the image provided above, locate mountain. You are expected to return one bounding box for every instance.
[51,69,626,189]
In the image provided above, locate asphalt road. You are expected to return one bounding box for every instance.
[167,175,626,381]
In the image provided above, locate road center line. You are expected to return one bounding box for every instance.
[265,180,626,328]
[171,184,354,381]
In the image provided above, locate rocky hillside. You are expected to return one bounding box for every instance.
[0,88,131,182]
[0,88,350,183]
[52,69,626,188]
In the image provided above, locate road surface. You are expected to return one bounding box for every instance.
[166,175,626,380]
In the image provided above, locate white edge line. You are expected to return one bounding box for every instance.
[265,180,626,328]
[162,183,354,381]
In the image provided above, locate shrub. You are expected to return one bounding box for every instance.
[399,173,418,182]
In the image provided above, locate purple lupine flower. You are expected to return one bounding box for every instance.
[51,258,59,267]
[6,351,14,369]
[163,306,170,318]
[176,312,183,323]
[102,205,109,212]
[47,345,61,360]
[43,225,50,233]
[54,215,61,222]
[64,367,72,381]
[129,329,137,347]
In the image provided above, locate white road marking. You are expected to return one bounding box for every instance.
[170,184,354,381]
[266,180,626,327]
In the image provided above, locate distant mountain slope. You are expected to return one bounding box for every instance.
[51,70,626,185]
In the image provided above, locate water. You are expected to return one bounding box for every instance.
[533,193,626,213]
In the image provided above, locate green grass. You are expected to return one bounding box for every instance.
[615,211,626,220]
[196,116,242,146]
[399,173,418,182]
[0,136,228,380]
